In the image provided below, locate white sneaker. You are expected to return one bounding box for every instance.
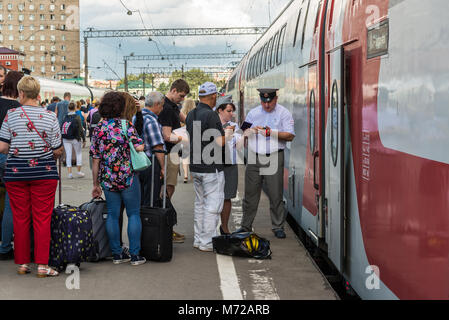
[77,172,85,178]
[199,246,213,252]
[68,173,73,179]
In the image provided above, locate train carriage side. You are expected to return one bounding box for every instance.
[327,0,449,299]
[227,0,449,300]
[36,76,108,103]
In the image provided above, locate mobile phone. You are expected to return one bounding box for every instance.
[240,121,253,131]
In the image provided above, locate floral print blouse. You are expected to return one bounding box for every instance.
[90,118,143,192]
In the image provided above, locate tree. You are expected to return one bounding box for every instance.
[169,68,215,99]
[117,73,155,88]
[157,82,169,94]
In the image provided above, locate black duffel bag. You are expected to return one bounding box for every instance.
[212,231,272,259]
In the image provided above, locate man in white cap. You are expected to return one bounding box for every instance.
[185,82,231,252]
[237,88,295,239]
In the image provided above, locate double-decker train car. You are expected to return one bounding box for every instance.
[36,76,108,103]
[226,0,449,299]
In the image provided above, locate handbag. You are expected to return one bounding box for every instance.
[121,119,151,172]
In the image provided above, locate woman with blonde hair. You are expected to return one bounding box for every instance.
[0,76,63,277]
[180,98,196,183]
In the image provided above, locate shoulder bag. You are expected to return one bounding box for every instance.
[121,119,151,172]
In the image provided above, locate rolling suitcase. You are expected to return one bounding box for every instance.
[48,160,94,271]
[80,198,112,262]
[140,150,176,262]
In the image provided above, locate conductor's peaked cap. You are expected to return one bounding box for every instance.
[257,88,278,102]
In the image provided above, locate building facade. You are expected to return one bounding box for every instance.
[0,47,25,71]
[0,0,80,79]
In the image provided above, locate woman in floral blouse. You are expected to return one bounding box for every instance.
[90,91,146,266]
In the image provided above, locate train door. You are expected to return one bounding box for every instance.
[239,90,245,126]
[303,64,320,239]
[325,47,346,272]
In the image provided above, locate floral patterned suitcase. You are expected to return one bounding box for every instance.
[49,205,94,271]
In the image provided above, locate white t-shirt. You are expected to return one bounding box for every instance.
[244,104,295,154]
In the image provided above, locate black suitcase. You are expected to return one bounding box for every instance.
[140,150,176,262]
[80,198,112,261]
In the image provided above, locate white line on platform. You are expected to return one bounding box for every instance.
[248,268,280,300]
[216,254,243,300]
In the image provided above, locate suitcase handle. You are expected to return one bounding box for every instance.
[90,197,105,202]
[151,149,168,209]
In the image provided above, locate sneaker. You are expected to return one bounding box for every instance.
[193,243,200,249]
[0,250,14,260]
[199,246,213,252]
[68,173,73,179]
[113,252,131,264]
[77,171,85,178]
[130,255,146,266]
[173,231,185,243]
[273,229,286,239]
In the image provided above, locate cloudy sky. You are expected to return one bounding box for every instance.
[79,0,291,80]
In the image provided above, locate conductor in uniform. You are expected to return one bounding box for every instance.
[237,88,295,239]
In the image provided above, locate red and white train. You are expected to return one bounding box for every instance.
[226,0,449,299]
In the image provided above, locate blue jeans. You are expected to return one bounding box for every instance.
[0,153,13,254]
[0,193,13,254]
[103,177,142,256]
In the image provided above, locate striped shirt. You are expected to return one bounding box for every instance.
[0,105,62,181]
[134,108,165,158]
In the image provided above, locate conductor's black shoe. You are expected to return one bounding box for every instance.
[273,229,286,239]
[0,249,14,260]
[233,226,251,234]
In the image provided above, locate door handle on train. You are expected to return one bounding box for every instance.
[313,151,319,190]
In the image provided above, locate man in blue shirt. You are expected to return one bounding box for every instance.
[134,91,166,206]
[46,96,60,113]
[56,92,71,126]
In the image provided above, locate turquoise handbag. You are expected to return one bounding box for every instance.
[121,119,151,172]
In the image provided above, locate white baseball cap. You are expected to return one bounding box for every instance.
[198,82,217,96]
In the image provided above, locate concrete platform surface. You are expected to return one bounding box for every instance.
[0,144,337,300]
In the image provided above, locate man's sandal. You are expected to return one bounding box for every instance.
[37,266,59,278]
[17,264,31,275]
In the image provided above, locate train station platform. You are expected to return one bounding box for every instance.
[0,145,337,300]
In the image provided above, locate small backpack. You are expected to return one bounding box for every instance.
[89,111,101,129]
[61,114,79,140]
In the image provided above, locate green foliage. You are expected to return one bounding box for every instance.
[120,69,229,98]
[117,73,155,87]
[168,68,215,99]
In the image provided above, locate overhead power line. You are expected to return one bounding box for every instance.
[124,52,246,61]
[83,27,268,38]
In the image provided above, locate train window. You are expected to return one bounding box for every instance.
[276,25,287,66]
[263,43,269,73]
[271,32,279,69]
[256,47,263,76]
[331,81,338,166]
[314,1,323,33]
[266,37,273,71]
[228,74,237,92]
[252,54,257,79]
[309,90,316,152]
[301,0,311,49]
[255,49,261,77]
[249,56,254,80]
[293,9,302,47]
